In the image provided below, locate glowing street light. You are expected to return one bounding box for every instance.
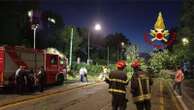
[94,23,102,31]
[28,10,33,22]
[121,42,125,47]
[48,17,56,24]
[182,38,189,45]
[28,10,33,17]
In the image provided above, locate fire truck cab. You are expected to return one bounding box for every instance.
[0,46,66,87]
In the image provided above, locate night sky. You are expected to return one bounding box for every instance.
[41,0,182,52]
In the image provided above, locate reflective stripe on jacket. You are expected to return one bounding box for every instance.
[105,70,128,94]
[131,71,153,102]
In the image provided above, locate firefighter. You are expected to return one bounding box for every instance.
[37,66,46,92]
[105,60,128,110]
[15,65,25,94]
[130,59,153,110]
[26,68,35,92]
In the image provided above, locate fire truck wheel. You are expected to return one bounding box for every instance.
[56,74,64,85]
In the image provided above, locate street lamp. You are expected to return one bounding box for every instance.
[28,10,39,74]
[94,23,102,31]
[121,42,125,47]
[121,42,125,60]
[48,17,56,24]
[28,10,33,22]
[28,10,39,49]
[182,38,189,46]
[87,23,102,64]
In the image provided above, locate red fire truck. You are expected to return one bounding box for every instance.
[0,46,67,88]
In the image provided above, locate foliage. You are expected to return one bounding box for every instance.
[159,70,172,79]
[71,63,103,76]
[105,32,131,63]
[148,50,171,73]
[125,44,139,78]
[172,0,194,61]
[60,26,83,61]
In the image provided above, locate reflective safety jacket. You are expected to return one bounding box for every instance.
[175,69,184,82]
[105,70,128,94]
[131,71,153,102]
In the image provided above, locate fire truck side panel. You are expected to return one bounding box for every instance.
[3,47,44,86]
[0,48,4,87]
[4,52,18,85]
[20,51,44,72]
[46,54,59,84]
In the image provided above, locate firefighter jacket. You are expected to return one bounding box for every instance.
[105,70,128,94]
[131,70,153,103]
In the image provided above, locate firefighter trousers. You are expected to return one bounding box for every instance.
[135,100,151,110]
[112,94,127,110]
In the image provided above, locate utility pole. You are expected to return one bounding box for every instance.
[69,28,74,68]
[87,31,90,64]
[107,46,110,65]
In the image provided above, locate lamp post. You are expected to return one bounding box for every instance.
[28,10,39,49]
[28,10,40,73]
[31,24,39,49]
[87,23,102,64]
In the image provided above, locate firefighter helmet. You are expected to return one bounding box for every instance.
[131,59,141,68]
[116,60,126,69]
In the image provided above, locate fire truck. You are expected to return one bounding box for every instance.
[0,46,67,88]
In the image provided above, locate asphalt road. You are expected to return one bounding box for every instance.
[0,79,185,110]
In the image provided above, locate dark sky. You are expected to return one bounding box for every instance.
[41,0,183,52]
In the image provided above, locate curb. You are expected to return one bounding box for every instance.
[168,82,189,110]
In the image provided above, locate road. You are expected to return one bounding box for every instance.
[0,79,185,110]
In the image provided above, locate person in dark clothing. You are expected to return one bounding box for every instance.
[130,60,153,110]
[37,66,46,92]
[15,65,26,94]
[26,68,35,92]
[105,60,129,110]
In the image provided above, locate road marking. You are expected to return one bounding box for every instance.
[159,79,164,110]
[0,82,103,110]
